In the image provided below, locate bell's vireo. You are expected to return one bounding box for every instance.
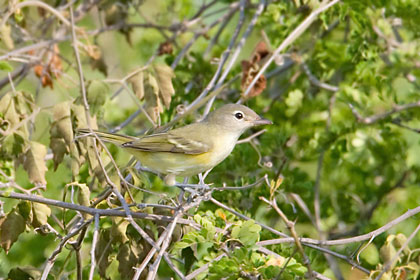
[78,104,272,185]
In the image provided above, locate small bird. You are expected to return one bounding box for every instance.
[78,104,271,186]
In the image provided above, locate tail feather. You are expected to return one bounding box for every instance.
[77,129,136,146]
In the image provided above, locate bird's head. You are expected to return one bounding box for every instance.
[205,104,272,134]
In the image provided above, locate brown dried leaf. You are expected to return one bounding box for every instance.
[251,41,270,65]
[0,93,19,129]
[32,44,62,89]
[153,64,175,108]
[87,80,108,116]
[31,202,51,228]
[51,102,73,146]
[77,184,91,207]
[144,73,163,122]
[86,45,101,60]
[158,41,173,55]
[70,142,81,178]
[95,229,112,279]
[78,184,91,219]
[0,210,25,253]
[111,217,129,244]
[49,44,62,79]
[117,243,139,279]
[23,141,47,186]
[240,60,266,99]
[129,71,145,100]
[240,41,270,99]
[91,56,108,76]
[50,137,67,170]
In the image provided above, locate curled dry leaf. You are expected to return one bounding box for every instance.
[158,41,173,55]
[129,71,144,100]
[50,102,73,170]
[144,72,163,123]
[0,24,14,50]
[0,210,25,253]
[153,64,175,109]
[129,64,175,123]
[111,217,129,244]
[77,184,91,219]
[23,141,47,186]
[117,242,141,279]
[87,80,109,115]
[31,202,51,228]
[241,41,270,100]
[95,229,112,279]
[71,103,99,177]
[32,44,62,89]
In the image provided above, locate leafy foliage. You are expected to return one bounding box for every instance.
[1,0,420,279]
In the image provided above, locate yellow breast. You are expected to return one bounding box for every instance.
[127,132,238,177]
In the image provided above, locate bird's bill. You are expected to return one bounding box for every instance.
[253,118,273,125]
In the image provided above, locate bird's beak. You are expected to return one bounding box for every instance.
[253,117,273,126]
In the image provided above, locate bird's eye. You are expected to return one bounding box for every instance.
[234,112,244,120]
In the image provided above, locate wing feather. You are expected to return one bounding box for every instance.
[122,130,211,154]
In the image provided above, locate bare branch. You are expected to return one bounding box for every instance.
[348,101,420,124]
[240,0,341,100]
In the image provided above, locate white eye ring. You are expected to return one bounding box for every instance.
[234,111,244,120]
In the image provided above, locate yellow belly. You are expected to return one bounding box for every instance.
[126,132,238,177]
[129,150,216,176]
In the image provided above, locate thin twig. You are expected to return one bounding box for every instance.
[241,0,341,100]
[88,214,100,280]
[348,101,420,124]
[237,129,268,144]
[0,190,197,225]
[260,197,314,279]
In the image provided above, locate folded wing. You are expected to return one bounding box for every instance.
[122,131,211,154]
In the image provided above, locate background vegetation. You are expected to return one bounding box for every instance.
[1,0,420,279]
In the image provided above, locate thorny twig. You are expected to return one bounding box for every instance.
[260,197,314,279]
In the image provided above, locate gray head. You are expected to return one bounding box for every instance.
[204,104,272,134]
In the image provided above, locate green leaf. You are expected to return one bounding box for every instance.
[0,61,13,72]
[8,266,41,280]
[17,201,32,222]
[285,89,303,117]
[231,220,261,247]
[360,243,379,266]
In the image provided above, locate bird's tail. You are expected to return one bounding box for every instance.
[77,129,136,146]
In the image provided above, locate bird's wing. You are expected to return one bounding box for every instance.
[122,125,212,154]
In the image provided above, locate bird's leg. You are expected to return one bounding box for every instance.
[177,177,188,203]
[198,173,205,185]
[199,168,213,185]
